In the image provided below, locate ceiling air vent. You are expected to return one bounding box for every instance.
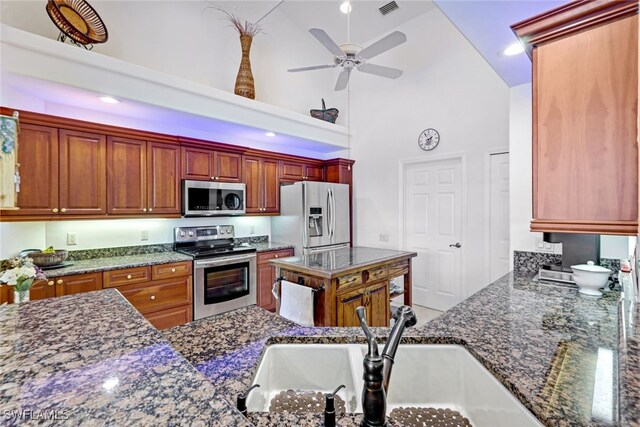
[378,1,399,16]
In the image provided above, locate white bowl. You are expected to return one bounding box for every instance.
[571,261,611,297]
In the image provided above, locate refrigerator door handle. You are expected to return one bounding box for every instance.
[327,188,333,239]
[331,188,336,238]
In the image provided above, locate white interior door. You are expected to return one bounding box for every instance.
[403,158,463,311]
[489,153,510,282]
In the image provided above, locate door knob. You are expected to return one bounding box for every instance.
[449,242,462,248]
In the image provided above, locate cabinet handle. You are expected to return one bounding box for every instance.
[150,295,156,300]
[171,268,176,273]
[47,280,54,286]
[52,208,59,213]
[56,279,63,285]
[61,208,67,213]
[142,208,147,212]
[148,208,152,212]
[211,176,215,180]
[126,274,132,279]
[275,255,278,258]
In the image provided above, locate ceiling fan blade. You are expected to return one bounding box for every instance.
[288,64,336,72]
[309,28,345,57]
[334,69,351,91]
[357,63,403,79]
[358,31,407,61]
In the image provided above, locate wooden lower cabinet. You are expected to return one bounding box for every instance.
[257,249,294,311]
[335,282,389,327]
[337,288,364,327]
[106,261,193,329]
[0,279,56,303]
[54,272,102,296]
[145,304,192,329]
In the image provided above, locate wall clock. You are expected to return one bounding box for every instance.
[418,128,440,151]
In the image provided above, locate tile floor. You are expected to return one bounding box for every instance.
[391,297,443,328]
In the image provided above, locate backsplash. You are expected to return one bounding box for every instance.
[234,235,269,244]
[514,250,621,277]
[68,244,174,261]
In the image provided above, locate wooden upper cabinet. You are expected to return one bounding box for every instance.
[181,147,214,180]
[512,1,639,235]
[214,152,242,182]
[147,142,180,214]
[59,129,107,215]
[3,124,59,216]
[243,156,280,214]
[280,161,324,182]
[325,158,354,185]
[181,146,242,182]
[107,137,147,215]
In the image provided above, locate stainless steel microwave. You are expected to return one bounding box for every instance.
[182,180,246,216]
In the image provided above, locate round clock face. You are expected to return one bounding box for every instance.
[418,128,440,151]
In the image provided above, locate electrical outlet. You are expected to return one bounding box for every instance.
[141,230,149,241]
[380,234,389,242]
[535,237,556,253]
[249,225,255,235]
[67,232,78,245]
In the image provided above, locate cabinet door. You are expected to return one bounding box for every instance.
[214,152,243,182]
[1,280,55,303]
[366,282,389,327]
[304,164,324,181]
[243,156,262,213]
[337,288,363,327]
[280,161,305,181]
[107,137,147,215]
[4,124,59,216]
[59,129,107,215]
[145,305,192,330]
[257,263,276,311]
[262,159,280,213]
[55,272,102,296]
[147,142,180,214]
[181,147,214,180]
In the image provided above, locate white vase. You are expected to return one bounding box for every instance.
[14,289,30,304]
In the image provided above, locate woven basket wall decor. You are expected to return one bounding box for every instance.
[235,35,255,99]
[310,99,339,124]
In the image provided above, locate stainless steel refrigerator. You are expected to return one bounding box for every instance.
[272,181,350,255]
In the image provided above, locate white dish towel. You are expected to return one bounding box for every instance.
[279,280,314,326]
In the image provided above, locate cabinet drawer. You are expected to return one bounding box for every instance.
[389,260,409,278]
[258,249,294,263]
[366,266,388,283]
[118,276,191,314]
[337,272,362,293]
[151,261,192,281]
[103,266,151,288]
[145,304,192,330]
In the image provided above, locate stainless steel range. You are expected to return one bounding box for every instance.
[174,225,256,320]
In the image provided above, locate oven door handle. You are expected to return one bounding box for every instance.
[195,254,256,267]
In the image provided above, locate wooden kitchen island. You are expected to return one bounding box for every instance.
[270,247,417,327]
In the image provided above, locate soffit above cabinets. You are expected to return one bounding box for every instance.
[0,24,349,159]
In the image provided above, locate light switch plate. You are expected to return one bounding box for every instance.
[141,230,149,241]
[380,234,389,242]
[67,232,78,245]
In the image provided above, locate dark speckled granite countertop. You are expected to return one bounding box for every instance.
[269,246,417,278]
[0,289,249,426]
[164,272,637,426]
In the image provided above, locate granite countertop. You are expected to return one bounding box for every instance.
[0,289,248,426]
[241,242,295,253]
[42,252,194,278]
[164,272,635,426]
[269,246,417,278]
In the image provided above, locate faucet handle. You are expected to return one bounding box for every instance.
[392,305,418,327]
[356,306,379,357]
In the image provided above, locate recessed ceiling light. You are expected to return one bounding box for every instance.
[500,42,525,57]
[99,95,120,104]
[265,132,276,137]
[340,1,352,14]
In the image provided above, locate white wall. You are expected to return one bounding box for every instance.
[0,1,347,121]
[0,216,270,258]
[508,83,634,263]
[349,8,510,297]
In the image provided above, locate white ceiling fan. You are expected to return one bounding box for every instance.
[288,20,407,91]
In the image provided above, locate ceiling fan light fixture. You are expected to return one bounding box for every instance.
[500,41,525,57]
[340,1,352,14]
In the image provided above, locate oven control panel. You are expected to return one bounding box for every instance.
[174,225,235,243]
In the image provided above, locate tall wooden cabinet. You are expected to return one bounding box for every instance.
[107,138,180,215]
[512,0,639,235]
[244,156,279,214]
